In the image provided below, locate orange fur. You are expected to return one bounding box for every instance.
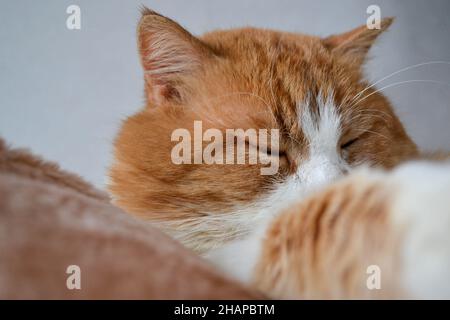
[109,9,417,255]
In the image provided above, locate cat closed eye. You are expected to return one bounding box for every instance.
[341,137,358,149]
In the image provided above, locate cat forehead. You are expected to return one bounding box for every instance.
[300,94,341,146]
[198,31,354,106]
[202,28,322,55]
[205,28,333,69]
[188,29,373,139]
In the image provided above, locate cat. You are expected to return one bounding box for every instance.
[108,8,450,298]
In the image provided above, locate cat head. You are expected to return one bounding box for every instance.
[109,8,417,253]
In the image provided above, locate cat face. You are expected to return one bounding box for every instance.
[109,8,417,252]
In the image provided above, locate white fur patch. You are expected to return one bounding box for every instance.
[298,94,349,191]
[205,226,265,283]
[390,161,450,299]
[204,179,307,283]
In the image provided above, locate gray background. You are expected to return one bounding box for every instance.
[1,0,449,188]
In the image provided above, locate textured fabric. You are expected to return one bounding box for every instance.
[0,138,258,299]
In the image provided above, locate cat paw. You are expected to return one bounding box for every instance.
[391,161,450,299]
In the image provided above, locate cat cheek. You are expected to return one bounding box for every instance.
[278,155,291,171]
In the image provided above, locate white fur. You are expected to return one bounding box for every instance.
[204,177,307,282]
[390,161,450,299]
[205,226,265,283]
[298,94,349,190]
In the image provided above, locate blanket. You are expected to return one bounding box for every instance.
[0,138,258,299]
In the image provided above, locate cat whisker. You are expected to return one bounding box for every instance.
[343,111,392,126]
[353,128,392,142]
[267,51,277,104]
[348,60,450,107]
[351,79,450,108]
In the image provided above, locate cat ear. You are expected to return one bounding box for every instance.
[137,7,212,106]
[322,17,394,66]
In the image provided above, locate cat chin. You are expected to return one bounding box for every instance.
[204,226,265,284]
[202,171,345,284]
[202,163,353,283]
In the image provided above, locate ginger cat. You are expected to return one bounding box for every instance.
[109,8,450,298]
